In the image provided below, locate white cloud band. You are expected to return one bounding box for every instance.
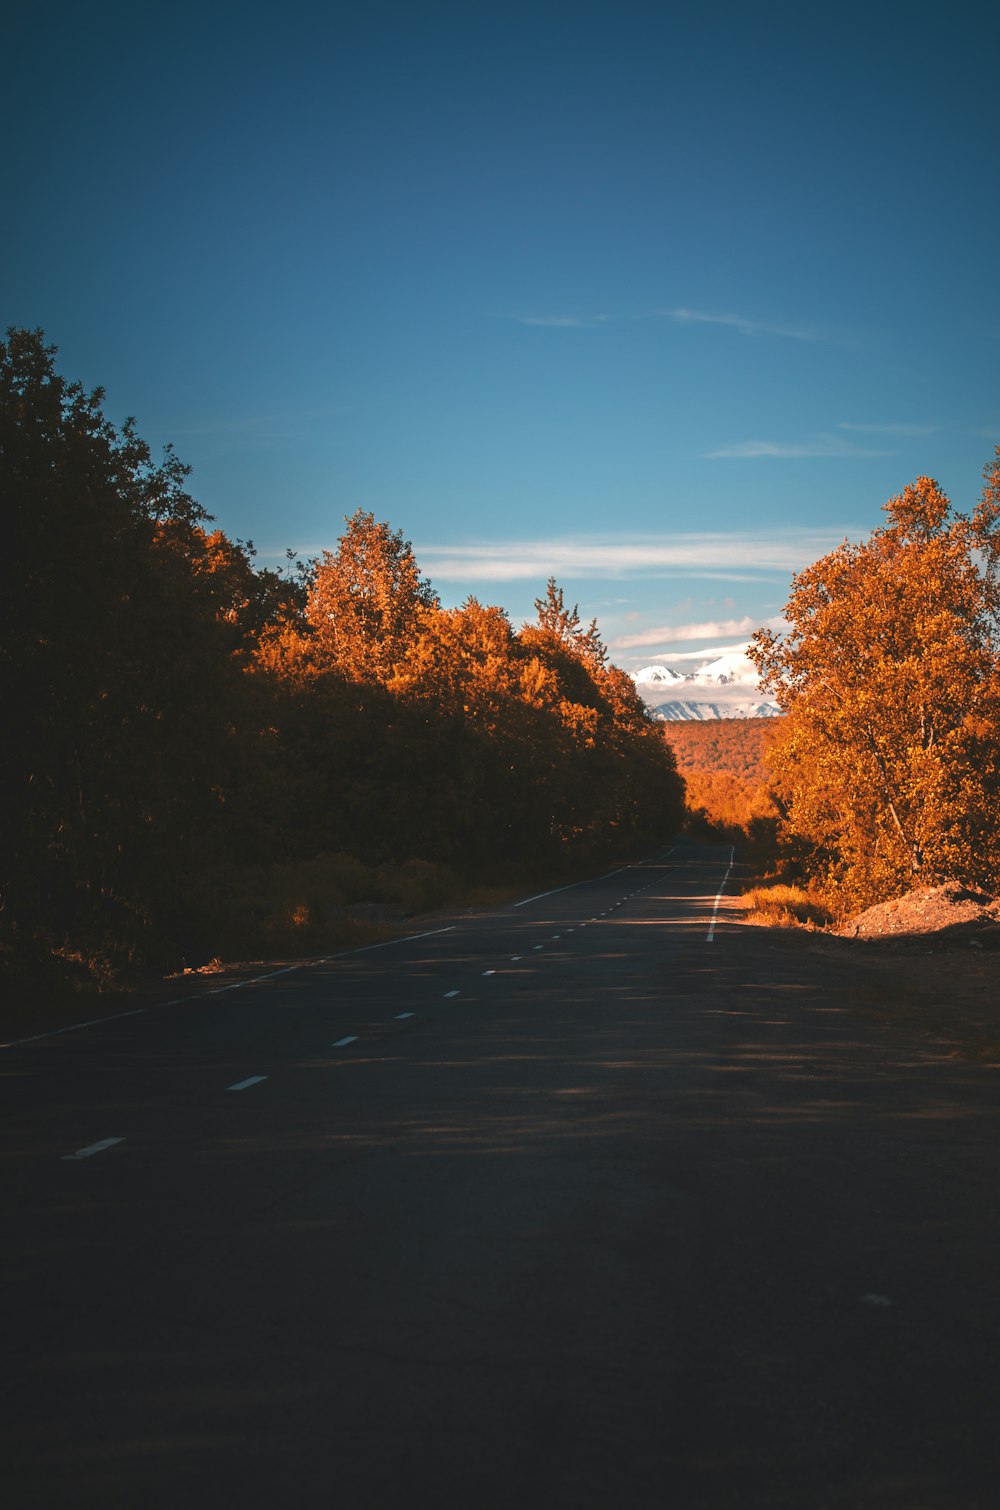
[707,436,895,459]
[613,615,762,649]
[412,531,848,583]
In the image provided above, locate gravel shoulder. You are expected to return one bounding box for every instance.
[734,879,1000,1065]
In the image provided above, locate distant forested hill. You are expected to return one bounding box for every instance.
[662,718,781,847]
[662,718,779,781]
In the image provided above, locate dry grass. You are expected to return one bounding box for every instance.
[741,881,836,929]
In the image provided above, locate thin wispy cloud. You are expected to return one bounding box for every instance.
[504,307,820,340]
[707,435,896,460]
[663,307,818,342]
[838,422,940,437]
[409,531,849,583]
[613,615,764,650]
[510,314,610,328]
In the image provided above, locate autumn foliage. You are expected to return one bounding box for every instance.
[750,468,1000,911]
[660,721,781,868]
[663,719,775,785]
[2,331,685,992]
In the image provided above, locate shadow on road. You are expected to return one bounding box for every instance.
[2,887,998,1510]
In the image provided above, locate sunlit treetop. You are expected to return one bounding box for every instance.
[749,453,1000,904]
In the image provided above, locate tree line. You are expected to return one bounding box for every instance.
[2,330,685,991]
[663,720,774,782]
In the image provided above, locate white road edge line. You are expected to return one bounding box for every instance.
[706,846,736,943]
[62,1137,126,1161]
[342,925,456,956]
[6,1007,149,1049]
[2,926,458,1050]
[227,1075,268,1091]
[13,852,685,1053]
[512,848,675,909]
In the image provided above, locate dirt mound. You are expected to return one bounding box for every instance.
[842,882,1000,942]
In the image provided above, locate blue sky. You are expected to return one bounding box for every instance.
[7,0,999,673]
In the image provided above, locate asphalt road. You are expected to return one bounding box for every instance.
[2,838,998,1509]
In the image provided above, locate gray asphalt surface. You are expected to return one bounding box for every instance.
[2,838,998,1508]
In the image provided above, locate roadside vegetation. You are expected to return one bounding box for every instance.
[2,330,685,1008]
[7,327,999,1007]
[669,453,1000,933]
[750,467,1000,914]
[662,725,831,926]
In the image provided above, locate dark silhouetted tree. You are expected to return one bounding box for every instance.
[533,577,608,666]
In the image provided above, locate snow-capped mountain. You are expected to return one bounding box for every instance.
[688,651,757,687]
[630,664,687,687]
[648,699,781,723]
[629,651,778,720]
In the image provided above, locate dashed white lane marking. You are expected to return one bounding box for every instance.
[331,1037,358,1048]
[3,926,460,1050]
[227,1075,268,1091]
[62,1137,125,1161]
[395,1012,415,1019]
[511,845,676,910]
[11,856,681,1053]
[510,955,522,961]
[706,844,736,943]
[444,989,460,998]
[533,945,544,951]
[482,970,495,976]
[551,934,561,939]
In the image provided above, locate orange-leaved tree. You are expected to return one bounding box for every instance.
[749,459,1000,909]
[307,510,438,682]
